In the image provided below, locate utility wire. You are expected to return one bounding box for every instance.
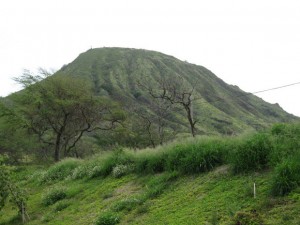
[196,81,300,105]
[251,81,300,95]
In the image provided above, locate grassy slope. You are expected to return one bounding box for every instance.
[1,123,300,225]
[1,166,300,225]
[58,47,297,135]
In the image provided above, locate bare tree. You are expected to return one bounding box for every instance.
[139,74,198,137]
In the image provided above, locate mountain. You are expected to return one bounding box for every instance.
[57,47,297,136]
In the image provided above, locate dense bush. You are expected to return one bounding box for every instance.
[112,164,133,178]
[133,137,228,175]
[40,158,82,183]
[232,210,264,225]
[269,123,300,166]
[134,151,166,174]
[165,141,225,174]
[40,124,300,182]
[271,156,300,196]
[94,212,120,225]
[230,133,272,173]
[42,186,67,206]
[89,150,134,178]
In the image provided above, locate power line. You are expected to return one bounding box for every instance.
[251,81,300,95]
[197,81,300,105]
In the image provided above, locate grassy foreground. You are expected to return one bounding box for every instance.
[1,123,300,225]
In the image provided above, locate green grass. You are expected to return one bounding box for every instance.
[1,166,300,224]
[1,123,300,224]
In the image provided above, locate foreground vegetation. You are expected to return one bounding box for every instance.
[0,123,300,224]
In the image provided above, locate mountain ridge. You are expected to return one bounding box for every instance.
[57,47,297,136]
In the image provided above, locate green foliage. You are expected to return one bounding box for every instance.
[88,149,133,178]
[271,156,300,196]
[144,172,178,199]
[53,200,70,212]
[42,186,67,206]
[39,47,297,147]
[269,123,300,166]
[134,151,166,174]
[10,71,125,161]
[231,133,273,173]
[134,137,227,175]
[232,210,264,225]
[113,198,142,212]
[94,212,120,225]
[0,155,27,216]
[112,164,133,178]
[165,139,226,174]
[40,158,82,183]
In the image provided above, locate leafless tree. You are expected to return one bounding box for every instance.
[139,74,199,137]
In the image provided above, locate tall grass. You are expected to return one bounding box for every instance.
[271,155,300,196]
[269,123,300,166]
[37,123,300,194]
[40,158,82,183]
[230,133,273,173]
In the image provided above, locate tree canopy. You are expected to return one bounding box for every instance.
[9,71,125,161]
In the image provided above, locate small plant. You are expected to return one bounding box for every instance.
[113,198,142,212]
[232,210,264,225]
[112,164,133,178]
[53,200,70,212]
[136,203,150,214]
[42,186,67,206]
[271,157,300,196]
[69,165,89,180]
[41,213,55,223]
[88,165,103,178]
[134,152,166,174]
[94,211,120,225]
[40,158,82,183]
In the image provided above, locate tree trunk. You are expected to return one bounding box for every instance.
[54,133,61,161]
[185,105,196,137]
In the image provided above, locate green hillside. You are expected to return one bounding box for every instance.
[58,47,297,136]
[1,123,300,225]
[1,48,300,225]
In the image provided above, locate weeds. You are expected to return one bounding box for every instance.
[271,156,300,196]
[230,133,272,173]
[40,158,82,183]
[42,186,67,206]
[94,211,120,225]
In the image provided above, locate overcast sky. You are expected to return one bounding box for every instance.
[1,0,300,116]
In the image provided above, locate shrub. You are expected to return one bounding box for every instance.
[232,210,264,225]
[112,164,133,178]
[53,200,70,212]
[134,152,166,174]
[40,158,82,183]
[42,186,67,206]
[69,150,133,180]
[231,133,272,173]
[102,150,133,176]
[165,140,225,174]
[94,212,120,225]
[271,156,300,196]
[113,198,142,212]
[269,123,300,166]
[90,149,133,178]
